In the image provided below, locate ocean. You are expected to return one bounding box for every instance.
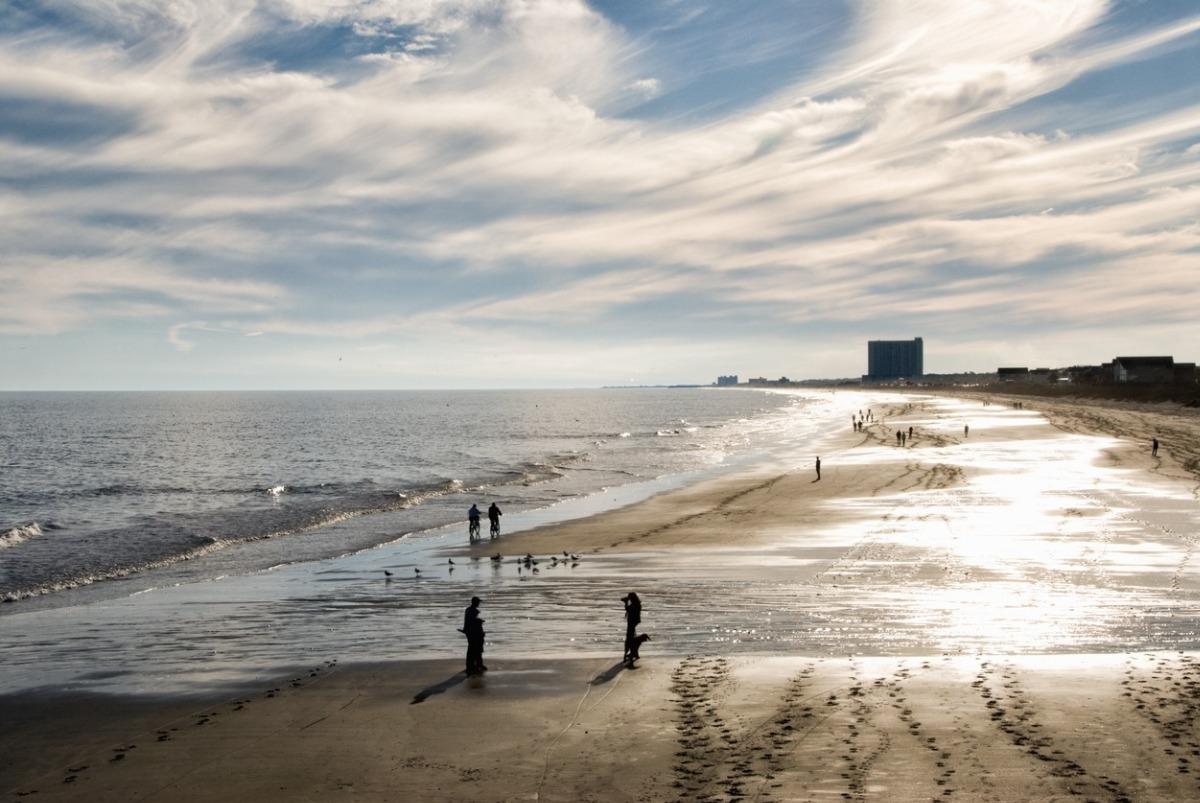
[1,388,803,607]
[4,390,1196,696]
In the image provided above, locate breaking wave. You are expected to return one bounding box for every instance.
[1,522,48,550]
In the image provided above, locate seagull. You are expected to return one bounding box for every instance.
[490,554,502,562]
[447,559,455,566]
[413,568,422,576]
[383,570,393,577]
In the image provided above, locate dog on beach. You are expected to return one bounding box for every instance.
[624,633,651,664]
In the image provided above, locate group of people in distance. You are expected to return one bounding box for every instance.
[467,502,502,541]
[461,591,648,675]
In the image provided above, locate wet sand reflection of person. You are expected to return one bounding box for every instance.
[623,592,642,665]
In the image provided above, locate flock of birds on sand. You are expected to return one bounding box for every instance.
[383,551,582,581]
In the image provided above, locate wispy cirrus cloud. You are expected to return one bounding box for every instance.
[1,0,1199,387]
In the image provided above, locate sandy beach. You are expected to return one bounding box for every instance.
[4,390,1200,802]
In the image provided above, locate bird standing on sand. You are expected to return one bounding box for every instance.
[383,570,393,578]
[414,568,422,576]
[448,558,455,565]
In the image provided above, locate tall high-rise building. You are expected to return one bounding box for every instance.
[866,337,923,381]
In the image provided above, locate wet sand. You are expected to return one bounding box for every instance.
[5,391,1200,802]
[6,654,1200,802]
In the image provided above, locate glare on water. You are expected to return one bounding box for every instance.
[2,394,1198,694]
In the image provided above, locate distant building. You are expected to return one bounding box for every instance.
[1113,356,1175,384]
[715,375,738,386]
[1175,363,1197,385]
[1029,368,1054,384]
[997,367,1029,382]
[866,337,923,381]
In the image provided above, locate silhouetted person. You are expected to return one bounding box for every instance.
[468,504,481,541]
[896,430,902,446]
[964,424,969,437]
[462,596,486,675]
[488,502,502,538]
[623,592,642,665]
[1152,437,1159,457]
[815,456,821,480]
[908,426,913,440]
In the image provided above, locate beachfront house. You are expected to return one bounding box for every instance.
[1112,356,1176,384]
[997,367,1029,382]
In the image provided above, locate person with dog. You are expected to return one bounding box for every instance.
[623,592,643,665]
[462,596,486,675]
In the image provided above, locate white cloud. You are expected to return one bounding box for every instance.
[3,0,1200,382]
[628,77,661,98]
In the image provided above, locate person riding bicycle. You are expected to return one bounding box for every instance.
[468,504,481,541]
[487,502,502,538]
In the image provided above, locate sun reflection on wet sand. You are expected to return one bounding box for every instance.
[1,393,1198,694]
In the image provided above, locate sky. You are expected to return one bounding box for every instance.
[1,0,1199,389]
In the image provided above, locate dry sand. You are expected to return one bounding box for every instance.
[5,391,1200,802]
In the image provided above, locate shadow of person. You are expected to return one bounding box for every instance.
[590,661,628,686]
[411,671,469,704]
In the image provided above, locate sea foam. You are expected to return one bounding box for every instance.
[1,522,43,550]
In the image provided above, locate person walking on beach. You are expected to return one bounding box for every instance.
[908,426,913,441]
[468,504,481,541]
[623,592,642,665]
[462,596,486,675]
[815,456,821,481]
[1152,437,1160,457]
[488,502,502,538]
[896,430,902,446]
[964,424,970,438]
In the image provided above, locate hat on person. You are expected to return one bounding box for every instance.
[471,596,481,604]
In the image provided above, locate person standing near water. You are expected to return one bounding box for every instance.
[964,424,970,437]
[623,592,642,665]
[1152,437,1159,457]
[488,502,502,538]
[462,596,486,675]
[815,456,821,481]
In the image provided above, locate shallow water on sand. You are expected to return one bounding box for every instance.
[2,394,1199,695]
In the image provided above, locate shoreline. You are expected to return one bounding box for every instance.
[1,388,818,612]
[5,389,1200,801]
